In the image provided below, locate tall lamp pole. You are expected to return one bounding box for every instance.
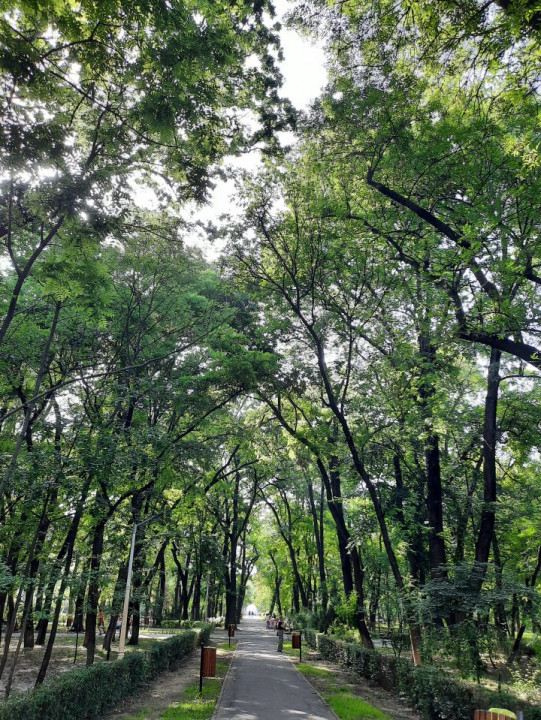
[117,512,164,660]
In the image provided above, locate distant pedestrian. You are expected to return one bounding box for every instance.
[98,609,106,634]
[276,618,284,652]
[265,614,270,629]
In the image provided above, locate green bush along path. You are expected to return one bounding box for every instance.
[0,626,213,720]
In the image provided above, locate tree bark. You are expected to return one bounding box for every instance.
[307,476,328,611]
[34,475,91,686]
[84,519,105,665]
[418,334,447,580]
[472,348,501,592]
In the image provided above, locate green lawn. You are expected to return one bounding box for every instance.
[217,641,238,651]
[324,692,390,720]
[161,680,221,720]
[296,660,390,720]
[297,663,332,678]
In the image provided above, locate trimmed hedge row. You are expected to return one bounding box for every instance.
[303,630,541,720]
[0,623,212,720]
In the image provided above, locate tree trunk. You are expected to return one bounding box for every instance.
[224,533,238,628]
[472,348,501,591]
[318,456,373,648]
[85,519,105,665]
[418,334,447,581]
[73,565,87,634]
[190,573,200,621]
[269,553,283,617]
[492,534,508,632]
[35,475,90,686]
[103,563,128,654]
[307,476,328,611]
[154,546,166,627]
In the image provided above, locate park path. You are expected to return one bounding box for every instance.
[212,617,336,720]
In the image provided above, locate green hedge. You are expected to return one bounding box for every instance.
[0,624,212,720]
[157,619,216,630]
[303,630,541,720]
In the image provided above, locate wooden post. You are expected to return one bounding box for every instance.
[199,642,204,695]
[74,627,79,663]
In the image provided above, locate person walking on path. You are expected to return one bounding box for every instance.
[276,617,284,652]
[213,615,336,720]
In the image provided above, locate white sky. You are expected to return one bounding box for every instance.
[276,0,328,111]
[183,0,328,258]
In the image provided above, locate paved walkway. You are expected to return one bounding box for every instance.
[213,617,336,720]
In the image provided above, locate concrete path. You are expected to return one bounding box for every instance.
[212,617,336,720]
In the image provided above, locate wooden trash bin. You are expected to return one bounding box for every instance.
[474,711,518,720]
[292,632,301,649]
[202,647,216,677]
[228,623,235,637]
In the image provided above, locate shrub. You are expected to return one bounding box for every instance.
[304,628,318,649]
[302,629,541,720]
[0,624,212,720]
[159,619,183,628]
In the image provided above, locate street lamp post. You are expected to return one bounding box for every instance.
[117,512,164,660]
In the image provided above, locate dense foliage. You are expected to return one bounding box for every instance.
[304,630,541,720]
[0,0,540,712]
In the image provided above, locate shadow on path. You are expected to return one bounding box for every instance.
[212,617,336,720]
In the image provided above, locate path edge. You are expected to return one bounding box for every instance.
[210,637,238,720]
[286,652,341,720]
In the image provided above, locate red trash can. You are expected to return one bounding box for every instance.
[202,647,216,677]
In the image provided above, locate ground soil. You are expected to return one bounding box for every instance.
[0,631,111,696]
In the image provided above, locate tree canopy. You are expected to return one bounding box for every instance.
[0,0,540,709]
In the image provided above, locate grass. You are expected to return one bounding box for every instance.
[216,660,228,676]
[217,641,237,651]
[297,662,333,678]
[283,642,300,657]
[296,658,391,720]
[120,679,222,720]
[323,692,391,720]
[161,679,221,720]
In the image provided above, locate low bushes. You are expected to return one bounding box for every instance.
[303,630,541,720]
[156,619,213,630]
[0,623,212,720]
